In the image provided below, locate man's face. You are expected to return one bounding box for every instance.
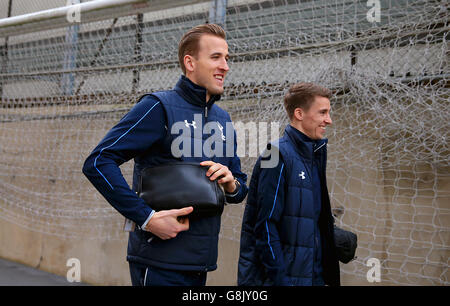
[297,96,332,140]
[186,34,229,101]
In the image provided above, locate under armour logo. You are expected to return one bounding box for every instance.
[299,171,305,180]
[184,120,197,129]
[217,122,226,141]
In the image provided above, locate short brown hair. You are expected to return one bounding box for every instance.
[178,24,226,74]
[283,82,331,120]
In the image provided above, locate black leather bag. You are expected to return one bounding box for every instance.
[334,226,358,264]
[138,163,225,218]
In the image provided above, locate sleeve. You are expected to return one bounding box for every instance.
[225,126,248,204]
[82,95,166,227]
[254,157,288,285]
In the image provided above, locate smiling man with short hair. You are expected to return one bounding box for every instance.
[83,24,248,286]
[238,82,340,286]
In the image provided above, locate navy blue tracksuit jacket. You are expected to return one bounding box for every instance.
[238,125,340,286]
[83,75,248,272]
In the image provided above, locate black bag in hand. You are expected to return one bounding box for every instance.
[334,226,357,264]
[138,163,225,218]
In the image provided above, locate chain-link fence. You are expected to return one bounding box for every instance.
[0,0,448,285]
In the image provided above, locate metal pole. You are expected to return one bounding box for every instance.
[0,0,13,99]
[209,0,227,28]
[62,0,80,96]
[0,0,146,28]
[132,13,143,94]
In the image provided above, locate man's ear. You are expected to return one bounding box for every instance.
[293,107,304,121]
[184,55,195,73]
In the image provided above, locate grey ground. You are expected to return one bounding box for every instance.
[0,257,89,286]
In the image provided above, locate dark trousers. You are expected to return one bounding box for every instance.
[129,262,207,286]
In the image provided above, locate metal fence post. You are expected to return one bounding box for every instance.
[209,0,227,28]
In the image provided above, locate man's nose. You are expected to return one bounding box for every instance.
[220,58,229,71]
[325,114,332,125]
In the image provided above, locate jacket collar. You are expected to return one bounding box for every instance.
[173,75,221,108]
[284,124,327,160]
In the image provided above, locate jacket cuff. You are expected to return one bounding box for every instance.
[140,210,155,231]
[225,178,241,202]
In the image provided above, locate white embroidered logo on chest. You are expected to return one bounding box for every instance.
[184,120,197,129]
[299,171,305,180]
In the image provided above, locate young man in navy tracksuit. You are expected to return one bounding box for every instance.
[238,83,340,286]
[83,24,248,286]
